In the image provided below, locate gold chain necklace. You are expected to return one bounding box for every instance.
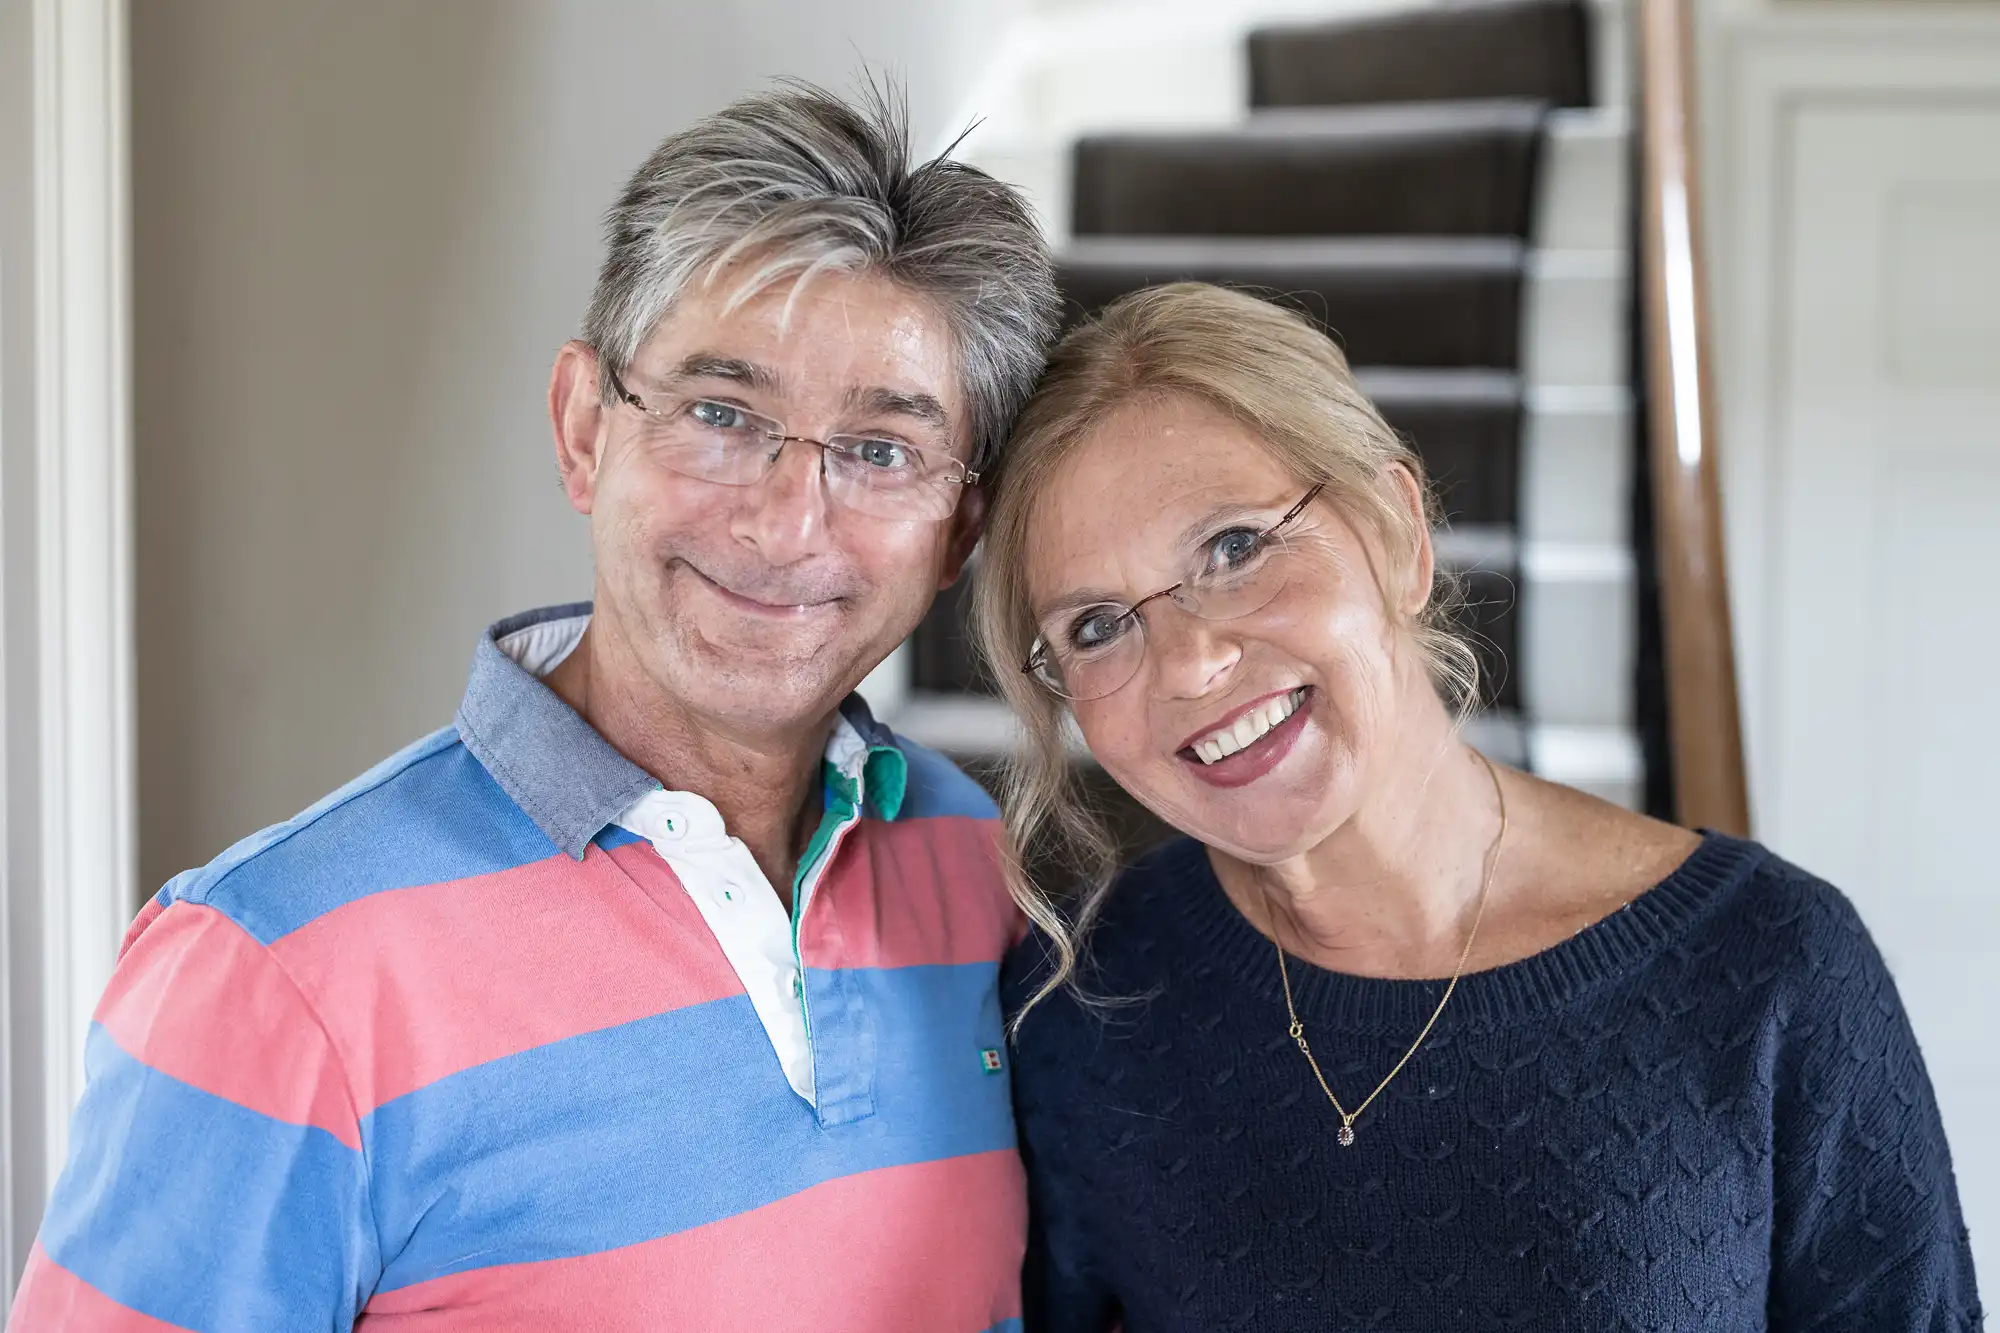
[1260,750,1508,1147]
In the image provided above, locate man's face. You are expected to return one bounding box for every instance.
[561,268,980,736]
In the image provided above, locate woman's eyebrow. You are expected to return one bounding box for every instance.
[1030,507,1261,622]
[1032,586,1129,623]
[1173,499,1279,549]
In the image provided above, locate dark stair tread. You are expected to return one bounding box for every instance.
[1251,0,1592,111]
[1456,566,1521,711]
[1355,368,1523,527]
[1072,100,1547,239]
[1058,236,1524,369]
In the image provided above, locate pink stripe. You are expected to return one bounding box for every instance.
[269,843,744,1112]
[9,1244,194,1332]
[802,816,1019,970]
[119,898,167,961]
[96,902,361,1148]
[360,1149,1025,1331]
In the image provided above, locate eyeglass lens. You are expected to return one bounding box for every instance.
[621,388,967,521]
[1033,531,1296,701]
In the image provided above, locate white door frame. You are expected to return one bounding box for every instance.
[0,0,136,1295]
[1701,4,2000,829]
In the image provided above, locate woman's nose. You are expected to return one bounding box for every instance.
[1144,597,1241,700]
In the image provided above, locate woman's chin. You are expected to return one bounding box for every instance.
[1144,789,1345,865]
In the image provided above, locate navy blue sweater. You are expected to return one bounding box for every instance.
[1006,834,1983,1331]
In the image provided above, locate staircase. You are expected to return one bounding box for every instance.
[877,0,1650,847]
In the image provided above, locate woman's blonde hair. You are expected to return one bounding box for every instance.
[971,282,1481,1022]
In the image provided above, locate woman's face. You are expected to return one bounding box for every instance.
[1022,393,1426,864]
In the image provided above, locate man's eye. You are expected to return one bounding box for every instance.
[1068,609,1130,652]
[689,400,751,431]
[852,438,913,471]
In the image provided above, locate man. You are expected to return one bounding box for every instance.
[12,83,1057,1330]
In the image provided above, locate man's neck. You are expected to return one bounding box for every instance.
[543,619,835,904]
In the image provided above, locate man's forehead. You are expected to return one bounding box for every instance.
[640,268,961,413]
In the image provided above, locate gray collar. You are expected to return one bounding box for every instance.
[454,603,658,860]
[454,602,902,859]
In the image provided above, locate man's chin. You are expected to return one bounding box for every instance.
[663,634,865,722]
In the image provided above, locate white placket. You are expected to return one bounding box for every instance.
[620,788,816,1104]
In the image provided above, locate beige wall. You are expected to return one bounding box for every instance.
[131,1,995,890]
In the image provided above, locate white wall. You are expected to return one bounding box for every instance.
[130,1,1004,891]
[0,0,47,1275]
[1698,0,2000,1286]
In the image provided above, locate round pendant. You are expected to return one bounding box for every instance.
[1337,1124,1356,1147]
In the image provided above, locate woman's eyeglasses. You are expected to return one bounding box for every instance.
[1023,484,1324,701]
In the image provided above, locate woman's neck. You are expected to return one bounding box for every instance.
[1211,682,1506,980]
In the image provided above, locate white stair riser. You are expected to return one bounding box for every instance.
[1518,554,1636,726]
[1521,389,1633,546]
[1528,723,1645,809]
[1028,41,1245,141]
[1522,251,1629,387]
[964,145,1072,244]
[1551,769,1644,810]
[1535,109,1631,252]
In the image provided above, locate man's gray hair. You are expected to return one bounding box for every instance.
[584,80,1060,471]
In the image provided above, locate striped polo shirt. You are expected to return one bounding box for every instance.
[12,603,1026,1332]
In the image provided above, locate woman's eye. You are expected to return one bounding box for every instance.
[852,438,913,472]
[1068,609,1130,652]
[689,400,750,431]
[1207,528,1266,573]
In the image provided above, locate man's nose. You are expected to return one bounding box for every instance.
[1145,598,1241,699]
[730,436,830,563]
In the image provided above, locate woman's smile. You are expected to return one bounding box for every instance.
[1177,684,1314,787]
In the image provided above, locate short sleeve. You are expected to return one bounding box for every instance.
[10,901,380,1332]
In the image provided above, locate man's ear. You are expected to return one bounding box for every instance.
[938,484,987,590]
[1384,462,1435,619]
[550,340,610,515]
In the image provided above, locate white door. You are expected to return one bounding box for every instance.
[1766,98,2000,1278]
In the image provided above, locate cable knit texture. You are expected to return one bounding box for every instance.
[1007,834,1984,1332]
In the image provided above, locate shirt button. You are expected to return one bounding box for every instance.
[791,973,803,998]
[722,881,744,903]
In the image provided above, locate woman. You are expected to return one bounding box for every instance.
[973,283,1982,1331]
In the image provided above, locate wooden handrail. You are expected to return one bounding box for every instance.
[1637,0,1751,835]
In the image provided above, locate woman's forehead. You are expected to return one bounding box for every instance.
[1022,396,1298,598]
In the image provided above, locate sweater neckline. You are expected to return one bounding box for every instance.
[1159,831,1767,1034]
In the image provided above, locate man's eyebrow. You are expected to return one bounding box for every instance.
[663,354,782,393]
[845,385,951,432]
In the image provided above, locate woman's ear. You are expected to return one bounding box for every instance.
[1385,462,1435,619]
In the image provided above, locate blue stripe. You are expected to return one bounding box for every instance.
[891,737,1000,820]
[367,961,1013,1291]
[41,1026,376,1333]
[594,824,645,852]
[178,731,560,943]
[983,1321,1026,1333]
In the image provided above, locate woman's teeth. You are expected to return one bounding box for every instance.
[1191,689,1306,765]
